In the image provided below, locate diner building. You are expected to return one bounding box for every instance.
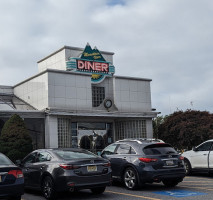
[0,44,158,152]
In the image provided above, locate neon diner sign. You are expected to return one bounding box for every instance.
[66,43,115,83]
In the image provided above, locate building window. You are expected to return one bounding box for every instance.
[115,120,147,141]
[58,118,72,148]
[92,86,105,107]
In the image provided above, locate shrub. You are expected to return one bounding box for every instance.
[0,114,33,162]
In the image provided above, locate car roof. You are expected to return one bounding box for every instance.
[116,138,165,144]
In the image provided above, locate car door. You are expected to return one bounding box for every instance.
[112,144,132,178]
[21,152,37,187]
[29,151,52,187]
[101,144,118,176]
[190,141,213,169]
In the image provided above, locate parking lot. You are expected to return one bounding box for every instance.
[22,175,213,200]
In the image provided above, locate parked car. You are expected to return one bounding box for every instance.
[101,138,185,190]
[182,139,213,175]
[0,152,24,200]
[17,148,111,200]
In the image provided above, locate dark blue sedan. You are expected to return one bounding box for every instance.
[0,152,24,200]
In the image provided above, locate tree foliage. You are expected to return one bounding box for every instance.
[153,115,168,138]
[158,110,213,150]
[0,114,33,162]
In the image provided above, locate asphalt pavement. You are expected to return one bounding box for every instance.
[22,174,213,200]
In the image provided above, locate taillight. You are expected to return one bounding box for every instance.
[103,162,111,167]
[59,164,80,170]
[139,158,158,163]
[8,170,23,178]
[179,156,184,160]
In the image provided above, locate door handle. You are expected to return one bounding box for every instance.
[122,157,127,160]
[203,154,207,155]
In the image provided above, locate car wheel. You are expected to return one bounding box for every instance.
[91,186,106,194]
[42,176,57,200]
[162,180,179,187]
[184,159,192,175]
[123,167,138,190]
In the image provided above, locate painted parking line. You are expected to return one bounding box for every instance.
[180,186,213,191]
[106,190,161,200]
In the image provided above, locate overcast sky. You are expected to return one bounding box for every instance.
[0,0,213,116]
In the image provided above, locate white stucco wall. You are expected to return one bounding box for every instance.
[48,72,92,110]
[14,73,48,110]
[45,115,58,148]
[114,77,152,112]
[38,49,66,73]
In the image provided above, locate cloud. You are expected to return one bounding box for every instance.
[0,0,213,115]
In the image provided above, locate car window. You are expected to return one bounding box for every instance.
[54,149,97,160]
[143,144,177,155]
[102,144,117,155]
[196,142,213,151]
[37,152,52,162]
[0,154,13,165]
[116,144,131,154]
[22,152,37,164]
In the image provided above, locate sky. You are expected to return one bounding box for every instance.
[0,0,213,116]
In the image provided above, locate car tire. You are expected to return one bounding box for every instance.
[162,180,179,187]
[41,176,57,200]
[123,167,138,190]
[184,159,192,175]
[91,186,106,194]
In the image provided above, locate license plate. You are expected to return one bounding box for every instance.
[87,165,97,172]
[166,160,174,166]
[0,175,1,182]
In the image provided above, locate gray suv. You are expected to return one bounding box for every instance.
[101,138,185,189]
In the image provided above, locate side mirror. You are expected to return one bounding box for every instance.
[101,153,106,158]
[192,147,197,151]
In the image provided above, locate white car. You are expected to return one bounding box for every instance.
[182,139,213,175]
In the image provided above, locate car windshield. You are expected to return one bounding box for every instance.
[143,144,177,155]
[0,154,13,165]
[54,149,98,160]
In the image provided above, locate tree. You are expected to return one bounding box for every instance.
[0,114,33,162]
[153,115,168,138]
[158,110,213,150]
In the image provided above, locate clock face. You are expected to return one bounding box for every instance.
[104,99,112,108]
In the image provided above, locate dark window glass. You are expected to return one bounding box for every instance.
[0,154,13,165]
[116,144,131,154]
[71,122,77,129]
[54,149,97,160]
[92,86,105,107]
[22,153,37,164]
[78,122,106,130]
[196,142,213,151]
[102,144,117,155]
[143,144,177,155]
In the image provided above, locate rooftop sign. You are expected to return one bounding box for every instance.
[66,43,115,83]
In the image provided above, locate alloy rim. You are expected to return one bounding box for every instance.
[184,162,189,174]
[124,169,136,189]
[43,178,52,198]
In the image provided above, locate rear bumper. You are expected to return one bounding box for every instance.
[55,172,112,192]
[138,168,186,184]
[0,178,24,198]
